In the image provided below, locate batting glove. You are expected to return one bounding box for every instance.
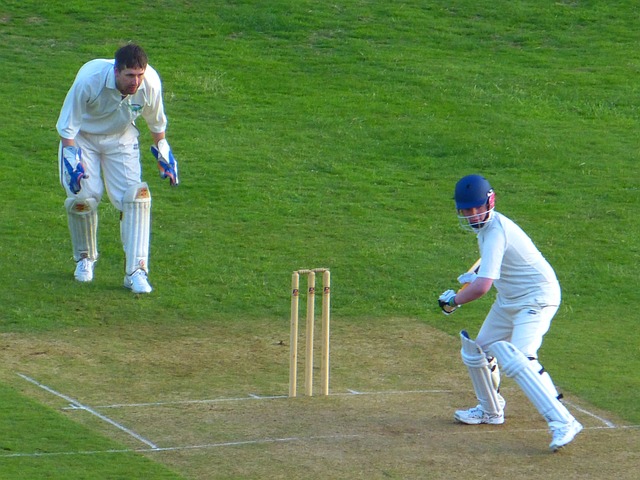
[151,139,179,186]
[62,146,87,195]
[438,289,458,315]
[457,272,478,285]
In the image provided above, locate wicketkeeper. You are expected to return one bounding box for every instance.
[438,174,582,452]
[56,43,179,293]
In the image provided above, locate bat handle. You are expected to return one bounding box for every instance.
[442,281,472,314]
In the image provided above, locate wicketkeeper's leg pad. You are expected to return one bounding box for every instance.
[488,341,574,424]
[65,197,98,261]
[121,182,151,275]
[460,331,503,415]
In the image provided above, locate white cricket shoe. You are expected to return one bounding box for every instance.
[124,269,152,294]
[454,405,504,425]
[549,419,583,452]
[74,258,95,282]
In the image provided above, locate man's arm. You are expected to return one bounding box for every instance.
[453,277,493,305]
[150,131,165,145]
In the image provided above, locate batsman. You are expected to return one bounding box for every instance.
[56,43,179,293]
[438,174,582,452]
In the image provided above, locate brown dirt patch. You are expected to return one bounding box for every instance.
[1,318,637,479]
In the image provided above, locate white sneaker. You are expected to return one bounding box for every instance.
[124,270,152,294]
[549,419,583,452]
[454,405,504,425]
[74,258,95,282]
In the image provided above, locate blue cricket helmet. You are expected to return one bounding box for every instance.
[454,174,495,210]
[454,174,496,233]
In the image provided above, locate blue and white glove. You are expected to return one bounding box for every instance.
[151,139,179,186]
[438,289,458,315]
[457,272,478,285]
[62,146,87,195]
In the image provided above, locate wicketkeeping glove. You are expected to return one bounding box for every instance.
[438,289,458,315]
[151,139,179,186]
[62,146,87,195]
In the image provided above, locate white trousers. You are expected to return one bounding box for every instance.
[60,124,142,211]
[475,294,559,359]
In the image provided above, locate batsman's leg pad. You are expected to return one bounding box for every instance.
[65,197,98,261]
[121,182,151,275]
[488,341,574,424]
[529,358,562,400]
[460,331,503,415]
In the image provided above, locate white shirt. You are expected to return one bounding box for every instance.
[477,211,561,305]
[57,59,167,138]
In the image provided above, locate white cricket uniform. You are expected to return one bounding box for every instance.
[56,59,167,210]
[474,211,561,358]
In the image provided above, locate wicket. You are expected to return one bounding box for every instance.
[289,268,330,397]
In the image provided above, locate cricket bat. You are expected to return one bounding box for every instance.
[441,258,481,314]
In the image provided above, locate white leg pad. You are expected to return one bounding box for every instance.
[121,183,151,275]
[488,341,573,424]
[529,358,561,400]
[460,331,503,415]
[65,197,98,261]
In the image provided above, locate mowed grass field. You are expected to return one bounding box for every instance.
[1,1,639,478]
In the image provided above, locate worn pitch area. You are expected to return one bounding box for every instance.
[1,319,637,479]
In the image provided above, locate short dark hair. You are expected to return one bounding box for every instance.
[114,43,148,71]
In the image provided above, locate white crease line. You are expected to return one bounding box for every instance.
[85,394,288,409]
[338,389,452,396]
[564,400,616,428]
[51,387,614,432]
[0,434,362,458]
[14,376,618,448]
[87,389,452,409]
[149,434,363,452]
[2,425,640,459]
[17,373,159,450]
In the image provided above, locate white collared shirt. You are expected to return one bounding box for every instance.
[57,59,167,138]
[477,211,561,305]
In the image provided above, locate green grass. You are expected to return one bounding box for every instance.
[1,0,639,477]
[0,383,183,478]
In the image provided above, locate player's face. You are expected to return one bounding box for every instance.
[459,204,489,228]
[115,66,146,95]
